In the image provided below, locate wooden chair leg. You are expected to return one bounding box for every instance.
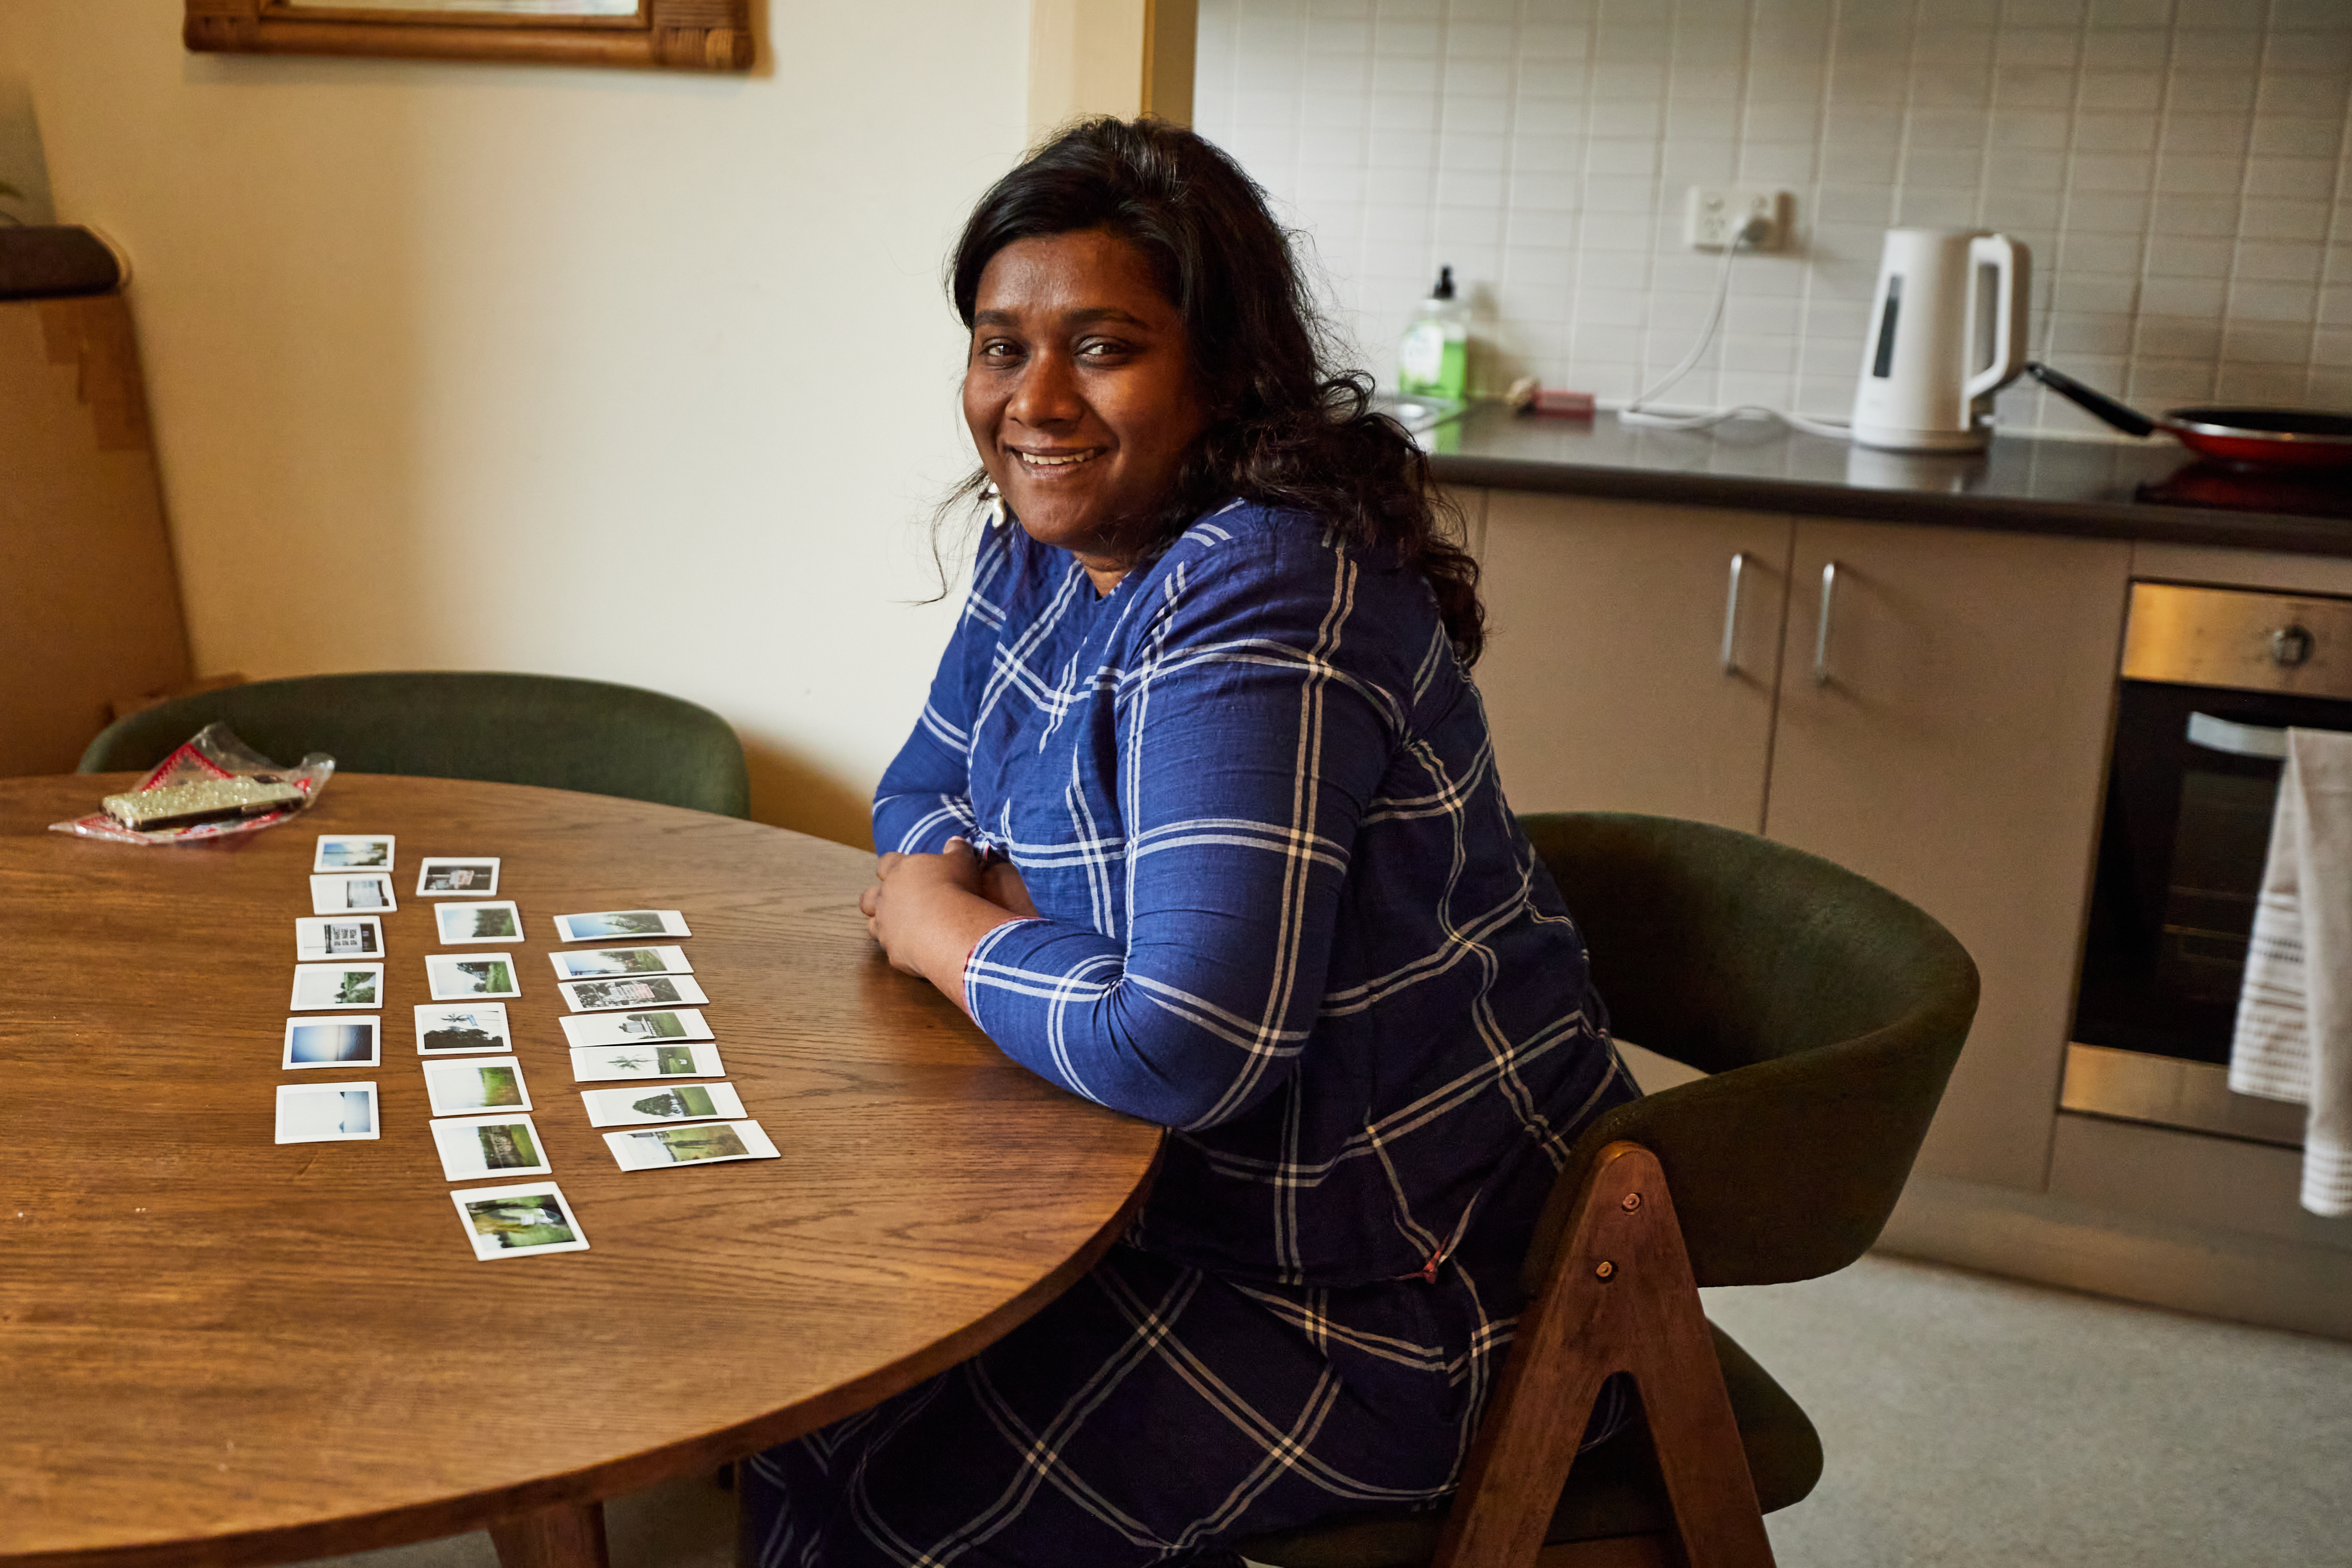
[488,1499,611,1568]
[1536,1535,1678,1568]
[1431,1142,1775,1568]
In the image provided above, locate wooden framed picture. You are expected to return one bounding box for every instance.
[184,0,753,73]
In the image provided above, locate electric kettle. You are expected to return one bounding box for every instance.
[1850,228,2030,452]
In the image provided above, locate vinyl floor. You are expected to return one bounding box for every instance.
[1702,1252,2352,1568]
[294,1254,2352,1568]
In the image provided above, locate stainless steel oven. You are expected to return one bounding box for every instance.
[2067,581,2352,1146]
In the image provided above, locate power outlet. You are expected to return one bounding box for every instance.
[1684,186,1790,252]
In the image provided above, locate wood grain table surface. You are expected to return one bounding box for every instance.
[0,773,1162,1568]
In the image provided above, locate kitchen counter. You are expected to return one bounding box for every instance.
[1429,403,2352,556]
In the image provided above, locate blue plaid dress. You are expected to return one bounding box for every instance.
[742,501,1633,1566]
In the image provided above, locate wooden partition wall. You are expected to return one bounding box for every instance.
[0,292,192,776]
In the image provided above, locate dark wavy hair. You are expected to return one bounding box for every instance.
[945,116,1485,665]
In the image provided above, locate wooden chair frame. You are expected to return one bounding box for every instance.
[1432,1142,1775,1568]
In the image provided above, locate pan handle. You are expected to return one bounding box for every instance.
[2025,361,2157,439]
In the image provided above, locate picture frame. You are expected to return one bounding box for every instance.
[184,0,753,74]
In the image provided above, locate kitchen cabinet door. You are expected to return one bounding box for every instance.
[1766,519,2130,1191]
[1478,492,1793,832]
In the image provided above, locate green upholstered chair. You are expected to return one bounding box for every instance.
[1235,812,1979,1568]
[77,672,752,820]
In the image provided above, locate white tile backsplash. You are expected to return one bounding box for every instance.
[1195,0,2352,433]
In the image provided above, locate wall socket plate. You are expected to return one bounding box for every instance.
[1685,186,1790,251]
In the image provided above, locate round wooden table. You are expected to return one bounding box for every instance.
[0,774,1162,1568]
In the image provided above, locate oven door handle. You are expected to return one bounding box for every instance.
[2186,711,2290,760]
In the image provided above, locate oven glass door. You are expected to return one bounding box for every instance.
[2075,680,2352,1064]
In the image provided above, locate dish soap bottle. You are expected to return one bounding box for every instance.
[1397,266,1469,400]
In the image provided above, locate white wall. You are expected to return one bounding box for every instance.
[0,0,1037,844]
[1195,0,2352,438]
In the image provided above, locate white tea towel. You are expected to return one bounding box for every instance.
[2230,726,2352,1216]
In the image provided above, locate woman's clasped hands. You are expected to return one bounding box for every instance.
[860,838,1037,1007]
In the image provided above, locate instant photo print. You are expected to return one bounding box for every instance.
[290,963,385,1012]
[552,909,691,942]
[557,974,708,1013]
[310,873,397,915]
[579,1081,745,1127]
[547,945,693,981]
[274,1081,380,1144]
[604,1119,778,1171]
[559,1009,714,1048]
[295,915,384,962]
[423,1056,532,1116]
[450,1182,588,1260]
[568,1042,724,1082]
[434,901,523,945]
[282,1016,383,1069]
[313,835,394,872]
[415,1003,514,1055]
[424,953,521,1001]
[416,858,500,897]
[430,1114,553,1182]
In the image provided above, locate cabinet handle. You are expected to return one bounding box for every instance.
[1813,562,1840,687]
[1721,552,1749,675]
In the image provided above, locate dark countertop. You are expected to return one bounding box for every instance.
[1427,403,2352,556]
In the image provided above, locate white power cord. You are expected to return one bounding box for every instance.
[1615,218,1852,442]
[1620,225,1749,422]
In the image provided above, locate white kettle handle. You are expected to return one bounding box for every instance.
[1963,233,2028,402]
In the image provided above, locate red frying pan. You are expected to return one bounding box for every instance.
[2027,362,2352,473]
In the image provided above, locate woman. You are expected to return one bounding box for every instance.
[742,118,1634,1568]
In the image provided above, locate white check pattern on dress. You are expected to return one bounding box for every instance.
[876,501,1629,1285]
[755,501,1634,1568]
